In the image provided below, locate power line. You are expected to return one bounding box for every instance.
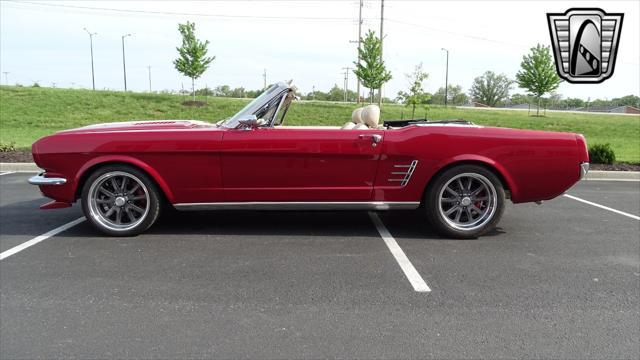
[6,0,370,22]
[385,18,520,47]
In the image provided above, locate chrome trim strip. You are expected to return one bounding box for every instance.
[28,173,67,186]
[173,201,420,211]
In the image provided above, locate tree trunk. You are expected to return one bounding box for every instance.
[369,89,374,104]
[536,96,541,116]
[412,104,416,119]
[192,78,196,102]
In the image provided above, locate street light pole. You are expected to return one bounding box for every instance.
[378,0,385,106]
[83,28,97,90]
[147,65,152,92]
[441,48,449,107]
[121,34,131,91]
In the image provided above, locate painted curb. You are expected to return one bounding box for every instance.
[583,170,640,181]
[0,163,41,172]
[1,162,638,181]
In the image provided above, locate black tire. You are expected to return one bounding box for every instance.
[425,164,505,239]
[81,164,162,236]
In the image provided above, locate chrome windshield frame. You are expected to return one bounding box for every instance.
[220,82,293,129]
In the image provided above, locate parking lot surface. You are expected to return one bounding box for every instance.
[1,172,638,358]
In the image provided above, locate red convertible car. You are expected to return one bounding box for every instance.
[29,82,589,238]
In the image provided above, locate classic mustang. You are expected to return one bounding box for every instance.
[29,82,589,238]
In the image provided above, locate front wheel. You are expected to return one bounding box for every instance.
[81,165,162,236]
[425,165,505,239]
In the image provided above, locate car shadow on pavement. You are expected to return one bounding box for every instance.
[145,209,382,239]
[0,198,83,237]
[379,210,507,240]
[1,198,505,240]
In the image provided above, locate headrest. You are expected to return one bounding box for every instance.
[351,108,364,124]
[361,105,380,128]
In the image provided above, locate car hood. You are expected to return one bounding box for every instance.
[56,120,216,134]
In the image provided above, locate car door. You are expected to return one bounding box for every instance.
[221,127,384,202]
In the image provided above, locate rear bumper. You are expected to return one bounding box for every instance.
[580,162,590,180]
[28,173,67,186]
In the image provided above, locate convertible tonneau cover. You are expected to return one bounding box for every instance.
[383,119,474,128]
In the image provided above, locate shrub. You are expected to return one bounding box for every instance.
[0,141,16,152]
[588,143,616,164]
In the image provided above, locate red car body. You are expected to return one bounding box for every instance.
[32,119,589,209]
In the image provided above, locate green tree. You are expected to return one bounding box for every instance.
[516,44,562,116]
[173,21,215,101]
[562,97,586,109]
[611,95,640,108]
[353,30,392,104]
[396,63,430,118]
[469,71,513,107]
[432,84,468,106]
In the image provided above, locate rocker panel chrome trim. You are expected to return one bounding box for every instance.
[173,201,420,211]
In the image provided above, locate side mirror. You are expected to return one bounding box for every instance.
[236,115,259,129]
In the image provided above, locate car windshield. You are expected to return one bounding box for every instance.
[219,84,287,128]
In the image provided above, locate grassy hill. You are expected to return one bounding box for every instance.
[1,85,639,163]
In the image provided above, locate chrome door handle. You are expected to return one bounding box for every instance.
[359,134,382,143]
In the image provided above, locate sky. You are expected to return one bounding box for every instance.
[1,0,639,100]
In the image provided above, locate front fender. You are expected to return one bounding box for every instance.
[74,155,175,203]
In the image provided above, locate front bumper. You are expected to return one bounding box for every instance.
[28,173,67,186]
[580,162,590,179]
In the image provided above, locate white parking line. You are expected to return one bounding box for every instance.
[564,194,640,221]
[0,217,86,261]
[0,171,16,176]
[368,212,431,292]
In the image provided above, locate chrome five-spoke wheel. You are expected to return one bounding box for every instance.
[88,171,149,231]
[438,173,497,232]
[82,165,162,236]
[426,165,505,239]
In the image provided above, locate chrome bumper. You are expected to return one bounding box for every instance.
[580,162,590,179]
[28,173,67,186]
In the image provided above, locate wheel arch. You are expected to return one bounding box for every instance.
[421,156,517,203]
[74,156,175,203]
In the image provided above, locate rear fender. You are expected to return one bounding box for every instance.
[434,154,519,200]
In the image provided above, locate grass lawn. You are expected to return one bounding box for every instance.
[1,85,639,163]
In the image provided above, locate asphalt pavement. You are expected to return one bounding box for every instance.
[0,172,638,359]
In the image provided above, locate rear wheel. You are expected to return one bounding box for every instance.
[81,165,161,236]
[425,165,505,239]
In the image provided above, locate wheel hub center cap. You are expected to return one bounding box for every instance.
[461,197,472,207]
[114,197,126,207]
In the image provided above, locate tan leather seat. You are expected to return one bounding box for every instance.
[361,105,380,128]
[341,122,356,129]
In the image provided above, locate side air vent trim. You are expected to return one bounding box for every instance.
[388,160,418,186]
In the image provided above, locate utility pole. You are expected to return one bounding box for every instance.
[147,65,152,92]
[342,67,352,102]
[83,28,97,90]
[2,72,8,85]
[441,48,449,107]
[121,33,132,91]
[378,0,385,106]
[342,71,348,102]
[262,69,267,89]
[312,85,315,100]
[356,0,363,103]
